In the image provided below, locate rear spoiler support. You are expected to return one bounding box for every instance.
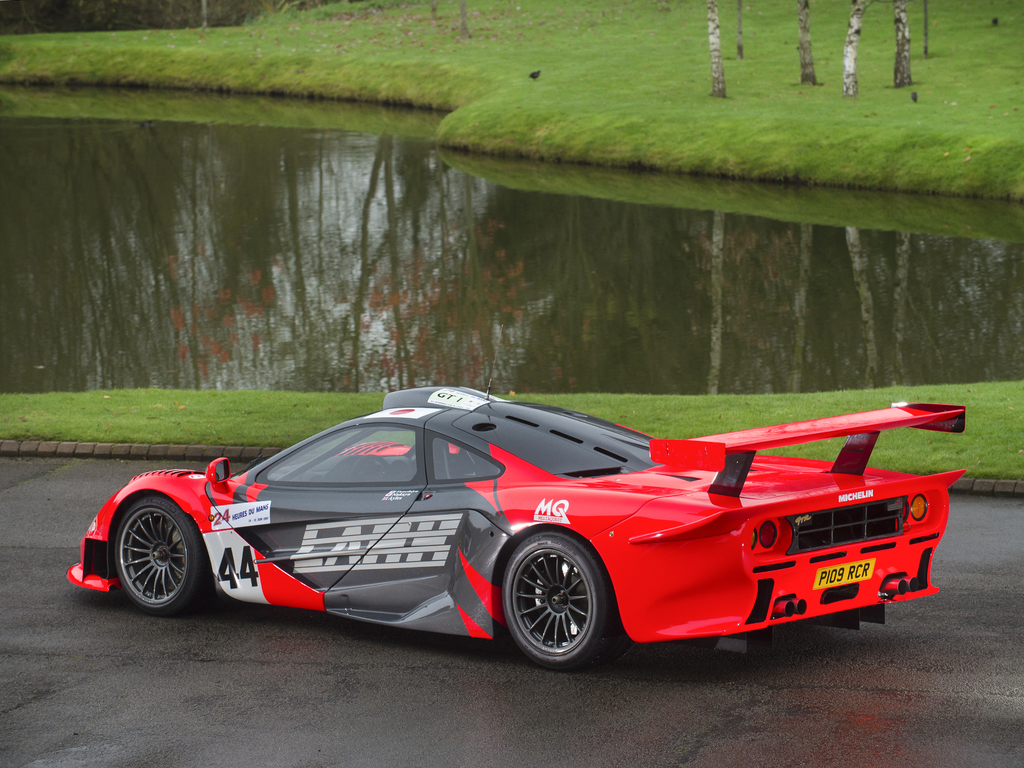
[707,451,755,497]
[651,402,965,498]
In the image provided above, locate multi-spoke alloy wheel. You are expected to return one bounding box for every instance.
[115,496,208,616]
[513,548,591,651]
[503,533,631,670]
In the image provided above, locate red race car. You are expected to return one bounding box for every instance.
[69,387,964,670]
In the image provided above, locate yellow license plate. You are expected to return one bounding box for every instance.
[813,558,876,590]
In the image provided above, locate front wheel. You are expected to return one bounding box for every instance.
[114,496,210,616]
[503,532,631,670]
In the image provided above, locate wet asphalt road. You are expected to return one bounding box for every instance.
[1,457,1022,768]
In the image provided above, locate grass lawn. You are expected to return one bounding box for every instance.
[0,0,1021,198]
[1,382,1021,480]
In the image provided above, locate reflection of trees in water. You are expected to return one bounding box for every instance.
[790,223,813,393]
[1,118,1022,395]
[846,226,878,389]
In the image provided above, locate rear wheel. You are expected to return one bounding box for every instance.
[503,532,631,670]
[114,496,209,616]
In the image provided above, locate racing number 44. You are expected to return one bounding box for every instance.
[219,546,259,589]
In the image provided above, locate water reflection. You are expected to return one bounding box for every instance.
[1,116,1021,395]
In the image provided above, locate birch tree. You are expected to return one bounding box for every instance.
[842,0,868,98]
[923,0,929,59]
[707,0,726,98]
[797,0,817,85]
[893,0,912,87]
[460,0,470,39]
[736,0,743,60]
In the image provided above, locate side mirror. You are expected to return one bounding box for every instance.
[206,457,230,485]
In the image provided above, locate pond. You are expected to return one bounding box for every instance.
[1,89,1022,396]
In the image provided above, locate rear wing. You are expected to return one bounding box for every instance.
[650,403,965,497]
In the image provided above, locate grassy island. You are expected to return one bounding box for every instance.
[0,0,1021,199]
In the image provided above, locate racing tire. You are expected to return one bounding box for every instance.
[114,495,211,617]
[503,532,632,671]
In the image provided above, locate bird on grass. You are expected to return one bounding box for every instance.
[911,92,918,102]
[529,70,540,79]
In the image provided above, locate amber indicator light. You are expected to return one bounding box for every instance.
[910,494,928,521]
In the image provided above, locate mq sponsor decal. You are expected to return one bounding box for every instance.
[534,499,570,525]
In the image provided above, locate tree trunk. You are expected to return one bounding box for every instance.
[201,0,207,30]
[460,0,470,39]
[707,0,726,98]
[431,0,438,21]
[842,0,867,98]
[797,0,817,85]
[923,0,928,59]
[736,0,743,60]
[893,0,912,87]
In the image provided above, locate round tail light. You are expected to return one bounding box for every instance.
[758,520,778,549]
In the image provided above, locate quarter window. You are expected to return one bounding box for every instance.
[430,437,502,482]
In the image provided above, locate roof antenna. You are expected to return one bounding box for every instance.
[485,324,504,400]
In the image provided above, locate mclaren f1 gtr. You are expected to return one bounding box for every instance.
[69,387,965,669]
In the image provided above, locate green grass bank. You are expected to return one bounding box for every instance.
[2,382,1021,480]
[0,0,1021,199]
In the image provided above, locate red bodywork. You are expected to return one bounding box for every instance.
[69,402,964,646]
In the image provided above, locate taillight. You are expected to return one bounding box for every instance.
[910,494,928,521]
[758,520,778,549]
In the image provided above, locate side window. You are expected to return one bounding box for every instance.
[260,426,420,485]
[430,437,502,483]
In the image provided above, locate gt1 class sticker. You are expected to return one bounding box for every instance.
[382,489,418,502]
[363,408,440,420]
[427,389,489,411]
[210,500,272,530]
[201,530,269,604]
[534,499,570,525]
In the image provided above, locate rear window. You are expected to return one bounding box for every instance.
[452,402,653,477]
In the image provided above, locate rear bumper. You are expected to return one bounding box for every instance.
[600,518,945,644]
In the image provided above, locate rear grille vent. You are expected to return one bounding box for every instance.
[787,496,905,554]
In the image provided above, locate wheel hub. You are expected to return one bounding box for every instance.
[547,587,570,614]
[152,544,170,566]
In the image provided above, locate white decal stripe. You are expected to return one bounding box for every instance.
[290,513,463,574]
[304,517,402,532]
[352,561,448,571]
